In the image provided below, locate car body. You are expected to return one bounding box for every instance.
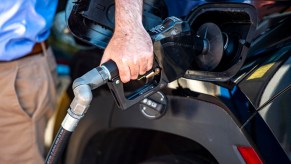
[52,1,291,163]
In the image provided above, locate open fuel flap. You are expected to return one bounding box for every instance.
[183,3,257,81]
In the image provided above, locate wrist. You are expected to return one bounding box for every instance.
[114,0,143,34]
[114,23,146,37]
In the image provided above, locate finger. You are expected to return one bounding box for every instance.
[117,61,131,83]
[100,55,110,66]
[127,59,140,80]
[139,58,148,75]
[147,55,154,71]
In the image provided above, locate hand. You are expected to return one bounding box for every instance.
[100,26,153,83]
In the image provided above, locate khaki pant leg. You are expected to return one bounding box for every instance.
[0,48,57,164]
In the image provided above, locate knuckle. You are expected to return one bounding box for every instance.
[121,77,130,83]
[147,64,153,70]
[120,73,130,83]
[131,72,138,79]
[139,70,146,75]
[140,65,148,74]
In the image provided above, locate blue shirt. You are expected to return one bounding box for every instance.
[0,0,58,61]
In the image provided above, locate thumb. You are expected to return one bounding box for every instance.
[100,55,111,66]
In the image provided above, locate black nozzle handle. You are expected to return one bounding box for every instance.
[101,60,119,80]
[104,59,166,110]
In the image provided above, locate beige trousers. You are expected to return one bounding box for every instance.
[0,48,57,164]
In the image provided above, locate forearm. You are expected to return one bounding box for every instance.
[114,0,143,34]
[101,0,153,83]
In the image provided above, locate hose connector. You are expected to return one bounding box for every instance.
[62,64,114,132]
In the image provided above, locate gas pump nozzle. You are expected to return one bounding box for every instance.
[107,17,223,110]
[46,16,223,164]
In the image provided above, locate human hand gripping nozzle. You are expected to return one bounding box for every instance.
[45,16,225,164]
[107,16,224,110]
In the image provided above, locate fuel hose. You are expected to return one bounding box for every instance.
[45,60,117,164]
[45,127,72,164]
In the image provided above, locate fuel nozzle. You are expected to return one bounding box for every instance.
[153,18,224,71]
[150,17,224,85]
[63,60,117,132]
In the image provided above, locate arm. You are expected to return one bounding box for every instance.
[100,0,153,83]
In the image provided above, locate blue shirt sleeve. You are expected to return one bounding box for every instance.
[0,0,58,61]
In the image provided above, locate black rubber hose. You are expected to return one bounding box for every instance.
[45,127,72,164]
